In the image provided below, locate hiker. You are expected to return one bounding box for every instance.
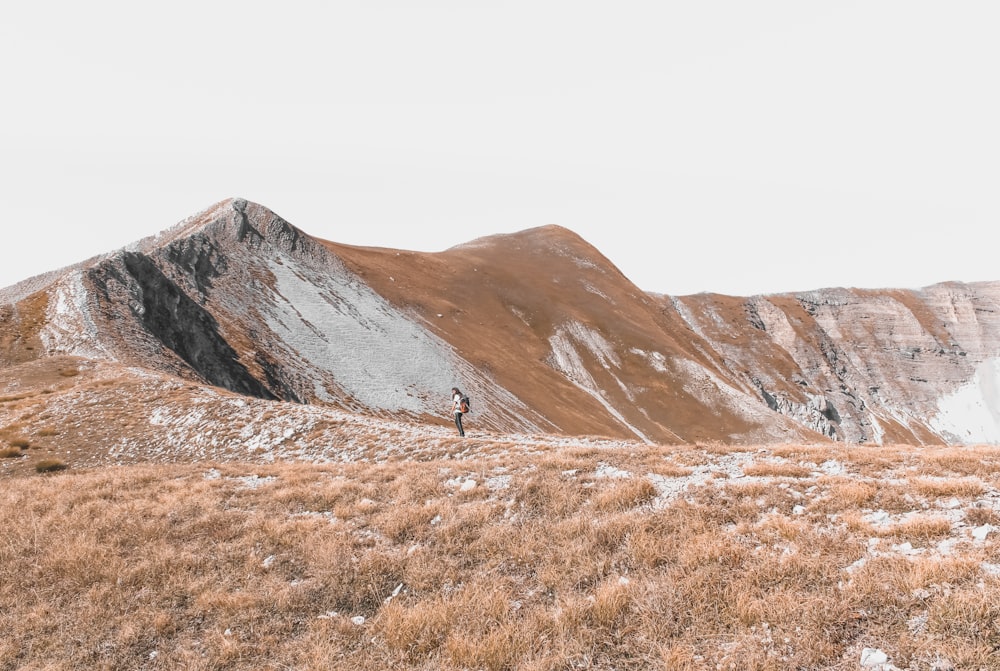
[451,387,466,437]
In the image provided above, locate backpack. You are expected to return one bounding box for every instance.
[460,394,470,413]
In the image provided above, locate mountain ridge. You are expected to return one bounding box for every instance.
[3,197,999,447]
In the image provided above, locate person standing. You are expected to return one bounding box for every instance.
[451,387,466,437]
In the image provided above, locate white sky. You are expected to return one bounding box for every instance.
[1,2,997,296]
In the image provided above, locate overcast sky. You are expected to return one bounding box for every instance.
[2,2,997,296]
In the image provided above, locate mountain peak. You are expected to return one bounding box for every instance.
[140,197,302,250]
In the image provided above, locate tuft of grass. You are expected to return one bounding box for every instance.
[592,477,658,512]
[34,458,68,473]
[879,516,955,543]
[698,441,745,455]
[651,462,694,477]
[841,447,900,477]
[742,461,814,478]
[917,447,1000,478]
[0,447,24,458]
[817,478,878,511]
[7,438,30,449]
[913,477,984,499]
[965,506,1000,527]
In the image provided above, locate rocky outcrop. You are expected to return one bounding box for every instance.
[661,287,1000,444]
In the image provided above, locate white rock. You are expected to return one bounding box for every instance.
[595,463,632,479]
[485,475,511,491]
[972,524,994,540]
[936,538,959,556]
[792,505,805,515]
[351,615,366,626]
[262,555,276,569]
[460,479,478,492]
[860,648,888,667]
[845,557,868,574]
[864,511,890,525]
[820,460,844,475]
[980,562,1000,577]
[907,611,929,634]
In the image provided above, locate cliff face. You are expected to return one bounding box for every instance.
[2,198,998,445]
[660,287,1000,445]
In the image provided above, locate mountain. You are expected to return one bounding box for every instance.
[2,197,999,448]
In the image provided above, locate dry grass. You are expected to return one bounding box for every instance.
[34,458,68,473]
[839,445,909,477]
[879,517,956,543]
[819,478,879,510]
[2,441,999,670]
[742,461,814,478]
[0,446,23,458]
[913,477,985,500]
[916,446,1000,478]
[965,506,1000,527]
[591,477,658,512]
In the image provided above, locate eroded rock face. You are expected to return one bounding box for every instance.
[117,251,275,400]
[3,199,551,434]
[662,286,1000,444]
[2,197,998,445]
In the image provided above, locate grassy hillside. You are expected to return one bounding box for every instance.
[3,441,1000,670]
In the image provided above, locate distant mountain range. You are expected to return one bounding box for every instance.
[3,197,999,446]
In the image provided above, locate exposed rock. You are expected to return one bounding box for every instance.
[2,197,1000,445]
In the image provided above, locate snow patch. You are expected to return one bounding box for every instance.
[931,357,1000,444]
[630,348,668,373]
[39,271,106,358]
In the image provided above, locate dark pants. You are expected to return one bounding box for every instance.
[454,412,465,437]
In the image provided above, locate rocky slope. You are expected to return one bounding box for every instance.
[2,198,998,446]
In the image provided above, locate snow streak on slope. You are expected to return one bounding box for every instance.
[932,357,1000,444]
[548,321,651,443]
[263,253,465,414]
[40,271,106,359]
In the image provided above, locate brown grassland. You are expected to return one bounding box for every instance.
[2,440,1000,671]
